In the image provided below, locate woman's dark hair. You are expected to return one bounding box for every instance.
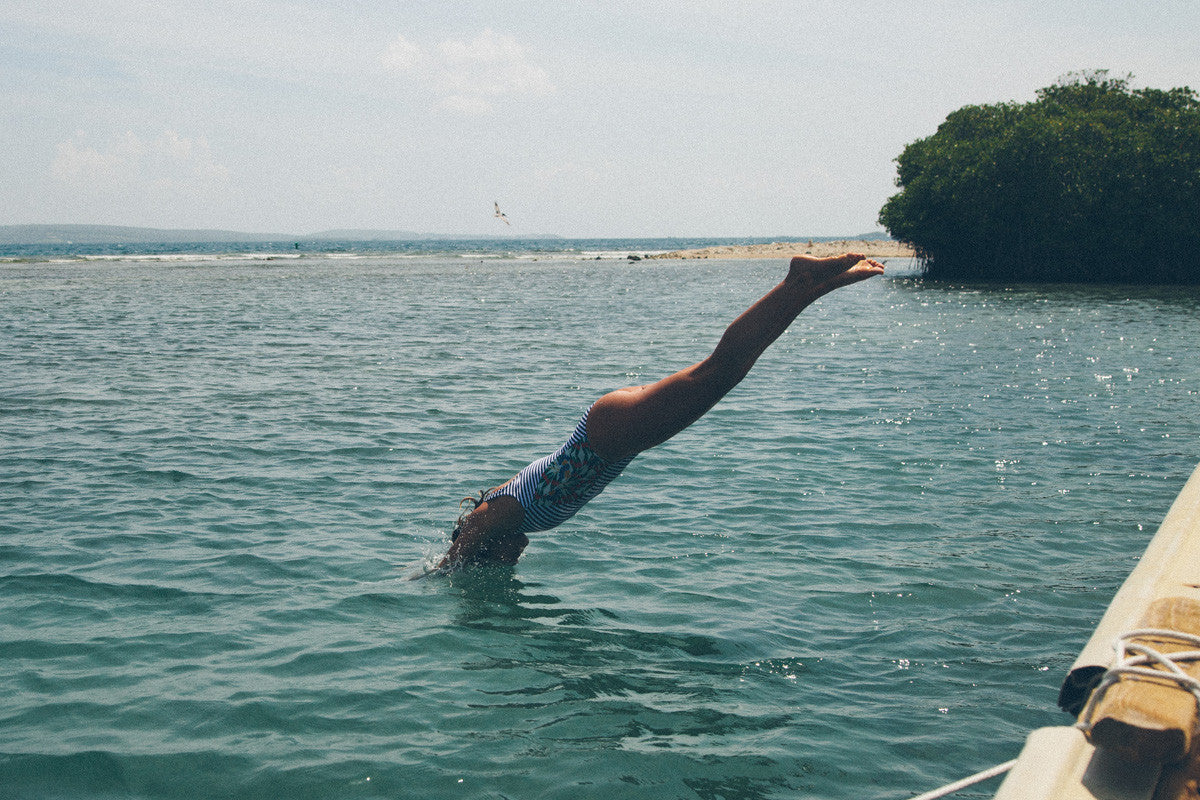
[450,488,494,541]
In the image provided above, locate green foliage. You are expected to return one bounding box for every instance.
[879,71,1200,283]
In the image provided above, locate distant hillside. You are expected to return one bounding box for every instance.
[0,225,289,245]
[1,224,891,246]
[304,229,427,240]
[0,225,555,245]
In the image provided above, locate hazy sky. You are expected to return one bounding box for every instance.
[3,1,1198,237]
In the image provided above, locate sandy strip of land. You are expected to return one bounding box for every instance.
[645,239,915,260]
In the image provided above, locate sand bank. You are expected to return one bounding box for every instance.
[645,239,915,260]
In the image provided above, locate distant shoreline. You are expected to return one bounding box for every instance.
[0,224,538,246]
[0,225,906,252]
[646,239,915,260]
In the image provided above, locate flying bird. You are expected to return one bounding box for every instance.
[494,202,510,225]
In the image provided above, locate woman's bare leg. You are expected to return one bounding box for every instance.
[586,254,884,461]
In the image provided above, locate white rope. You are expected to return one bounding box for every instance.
[906,759,1017,800]
[1076,627,1200,733]
[907,628,1200,800]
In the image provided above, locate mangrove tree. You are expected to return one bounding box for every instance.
[879,71,1200,283]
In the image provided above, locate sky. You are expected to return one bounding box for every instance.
[3,1,1198,238]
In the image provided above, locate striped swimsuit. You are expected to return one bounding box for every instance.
[483,405,635,535]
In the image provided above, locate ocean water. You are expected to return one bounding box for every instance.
[2,242,1199,799]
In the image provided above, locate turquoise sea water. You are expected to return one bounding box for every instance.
[2,242,1199,799]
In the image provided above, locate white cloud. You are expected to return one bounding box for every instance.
[380,28,554,114]
[380,33,427,73]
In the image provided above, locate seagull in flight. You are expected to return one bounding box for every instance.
[493,201,510,225]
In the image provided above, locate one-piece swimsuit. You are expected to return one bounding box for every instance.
[482,404,635,535]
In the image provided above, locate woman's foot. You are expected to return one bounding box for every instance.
[787,253,884,293]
